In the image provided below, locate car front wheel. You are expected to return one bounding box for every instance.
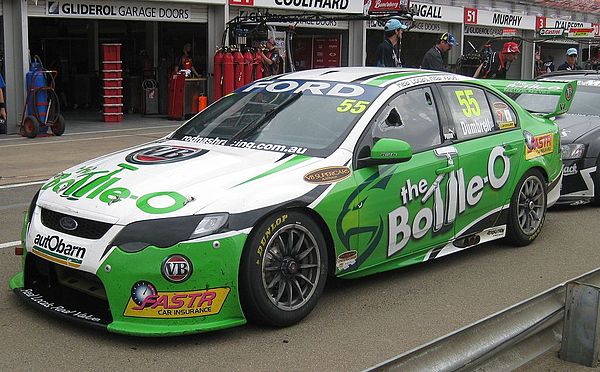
[506,169,547,246]
[239,210,328,327]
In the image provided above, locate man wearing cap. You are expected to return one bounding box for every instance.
[259,37,281,76]
[475,41,521,79]
[421,33,458,72]
[376,19,408,68]
[558,48,582,71]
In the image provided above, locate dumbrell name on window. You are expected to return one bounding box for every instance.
[441,86,496,140]
[371,87,442,152]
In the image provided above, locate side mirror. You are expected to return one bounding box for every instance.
[358,138,413,168]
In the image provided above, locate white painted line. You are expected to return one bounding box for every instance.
[0,241,20,249]
[0,180,46,189]
[0,131,169,148]
[0,124,178,142]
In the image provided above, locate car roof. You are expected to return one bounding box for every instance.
[537,70,600,81]
[281,67,445,84]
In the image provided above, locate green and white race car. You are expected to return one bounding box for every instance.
[10,68,570,336]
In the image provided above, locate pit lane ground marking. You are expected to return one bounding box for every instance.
[0,181,46,190]
[0,131,170,149]
[0,124,178,142]
[0,241,20,249]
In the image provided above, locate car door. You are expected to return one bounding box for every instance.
[437,84,525,237]
[349,85,458,270]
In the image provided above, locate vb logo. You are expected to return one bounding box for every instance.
[161,255,193,282]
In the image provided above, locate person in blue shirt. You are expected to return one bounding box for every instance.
[375,19,408,67]
[558,48,582,71]
[0,73,6,122]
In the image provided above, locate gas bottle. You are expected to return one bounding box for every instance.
[222,49,235,96]
[233,48,245,89]
[26,62,49,133]
[243,50,254,85]
[254,50,263,81]
[213,48,223,102]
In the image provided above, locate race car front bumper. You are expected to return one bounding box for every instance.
[556,158,597,206]
[9,233,248,336]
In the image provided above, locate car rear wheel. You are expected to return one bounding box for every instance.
[239,211,328,327]
[505,169,547,246]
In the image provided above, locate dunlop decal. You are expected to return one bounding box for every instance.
[256,214,288,258]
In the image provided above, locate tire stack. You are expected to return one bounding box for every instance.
[101,43,123,123]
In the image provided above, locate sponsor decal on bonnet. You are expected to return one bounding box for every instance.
[42,163,191,215]
[126,145,208,165]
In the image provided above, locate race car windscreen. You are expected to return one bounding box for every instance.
[513,85,600,117]
[170,80,383,157]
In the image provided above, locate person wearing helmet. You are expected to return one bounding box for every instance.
[421,33,458,72]
[558,48,582,71]
[474,41,521,79]
[376,19,408,67]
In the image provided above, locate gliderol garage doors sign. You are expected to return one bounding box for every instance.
[46,1,193,21]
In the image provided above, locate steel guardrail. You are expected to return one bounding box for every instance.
[366,267,600,371]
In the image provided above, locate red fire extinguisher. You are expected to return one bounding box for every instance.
[233,48,245,90]
[222,49,235,96]
[243,50,254,85]
[213,49,223,102]
[254,50,263,81]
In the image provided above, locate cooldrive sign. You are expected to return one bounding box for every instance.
[46,1,192,21]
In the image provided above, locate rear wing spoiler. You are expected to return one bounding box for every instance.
[483,80,577,119]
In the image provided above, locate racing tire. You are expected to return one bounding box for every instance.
[51,114,66,136]
[505,169,547,246]
[22,115,39,138]
[592,156,600,206]
[239,210,328,327]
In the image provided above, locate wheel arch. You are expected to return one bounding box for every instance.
[241,206,337,276]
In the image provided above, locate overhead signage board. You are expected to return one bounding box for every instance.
[463,7,535,30]
[535,16,593,31]
[363,0,410,14]
[228,0,364,13]
[538,28,565,37]
[230,8,349,29]
[367,19,449,34]
[45,0,196,21]
[409,2,462,23]
[568,27,595,38]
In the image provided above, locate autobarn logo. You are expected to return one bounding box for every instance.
[304,166,351,184]
[126,145,208,165]
[161,255,193,282]
[32,234,87,268]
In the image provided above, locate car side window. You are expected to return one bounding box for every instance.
[370,87,442,153]
[485,92,518,130]
[440,85,495,140]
